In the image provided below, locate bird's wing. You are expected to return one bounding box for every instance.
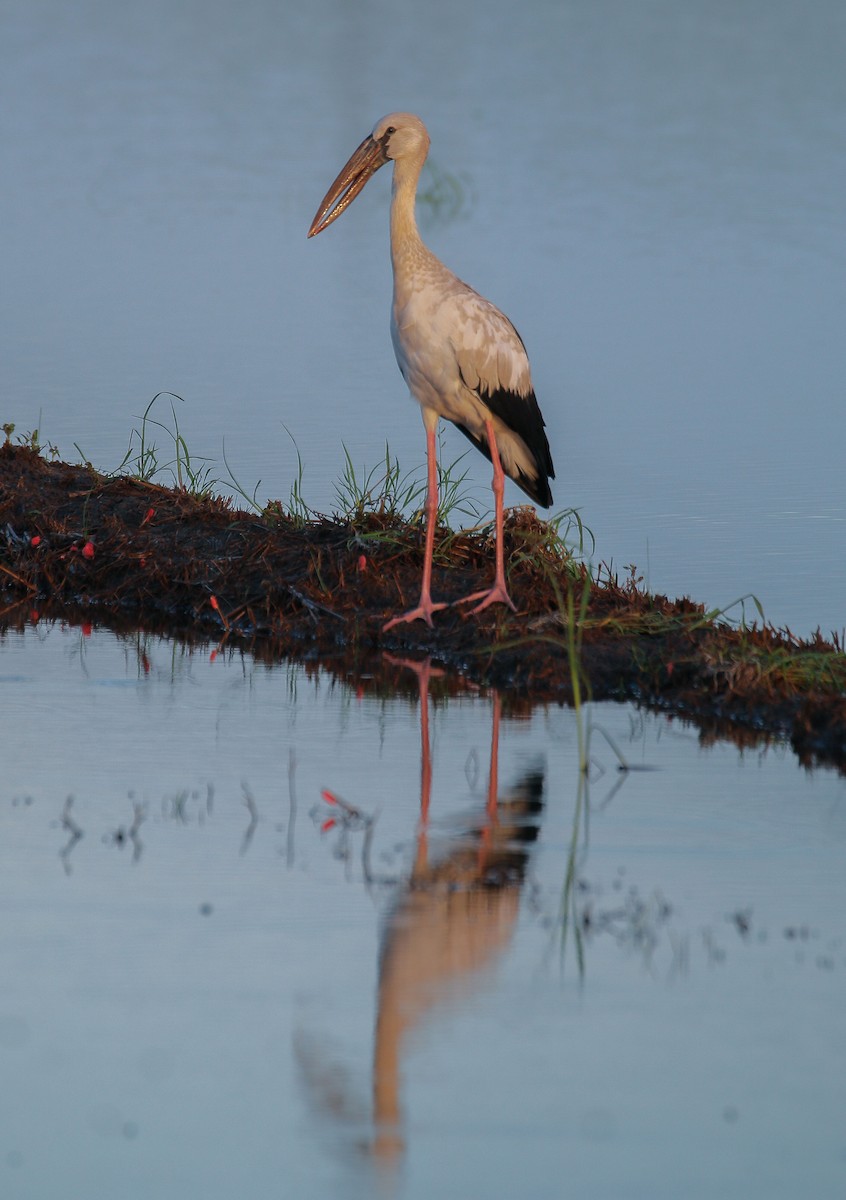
[448,287,533,400]
[446,289,555,506]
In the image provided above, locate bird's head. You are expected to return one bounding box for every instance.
[307,113,430,238]
[372,112,430,164]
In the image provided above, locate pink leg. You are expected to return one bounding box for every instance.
[383,424,448,631]
[455,419,517,615]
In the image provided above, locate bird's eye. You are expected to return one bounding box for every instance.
[386,126,396,135]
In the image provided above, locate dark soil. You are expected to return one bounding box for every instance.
[2,441,844,772]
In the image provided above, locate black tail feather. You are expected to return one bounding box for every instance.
[450,372,555,508]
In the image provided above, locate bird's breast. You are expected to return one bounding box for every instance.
[390,299,458,414]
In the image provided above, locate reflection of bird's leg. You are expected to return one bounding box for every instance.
[455,420,518,615]
[383,652,447,869]
[384,422,449,631]
[414,660,434,874]
[477,690,501,873]
[487,690,501,818]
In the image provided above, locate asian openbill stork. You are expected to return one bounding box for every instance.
[307,113,554,629]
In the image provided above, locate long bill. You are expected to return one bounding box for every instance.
[307,133,389,237]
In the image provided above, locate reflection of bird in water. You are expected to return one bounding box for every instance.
[294,663,544,1184]
[372,661,544,1165]
[308,113,554,628]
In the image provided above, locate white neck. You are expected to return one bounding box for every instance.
[389,153,428,276]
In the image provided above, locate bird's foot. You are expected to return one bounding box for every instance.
[383,600,448,632]
[453,583,517,616]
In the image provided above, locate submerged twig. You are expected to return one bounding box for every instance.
[241,781,259,854]
[59,795,84,874]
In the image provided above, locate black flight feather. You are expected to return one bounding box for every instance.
[454,373,555,509]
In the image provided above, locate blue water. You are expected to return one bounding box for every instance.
[0,624,844,1198]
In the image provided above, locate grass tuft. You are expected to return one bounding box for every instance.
[75,393,219,498]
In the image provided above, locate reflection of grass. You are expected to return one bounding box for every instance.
[559,578,593,978]
[557,709,650,978]
[557,569,592,977]
[555,702,670,979]
[560,758,588,977]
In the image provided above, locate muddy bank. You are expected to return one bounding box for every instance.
[2,441,844,771]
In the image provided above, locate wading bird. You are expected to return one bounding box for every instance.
[308,113,554,629]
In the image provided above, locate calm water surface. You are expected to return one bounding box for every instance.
[1,0,844,634]
[1,624,844,1198]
